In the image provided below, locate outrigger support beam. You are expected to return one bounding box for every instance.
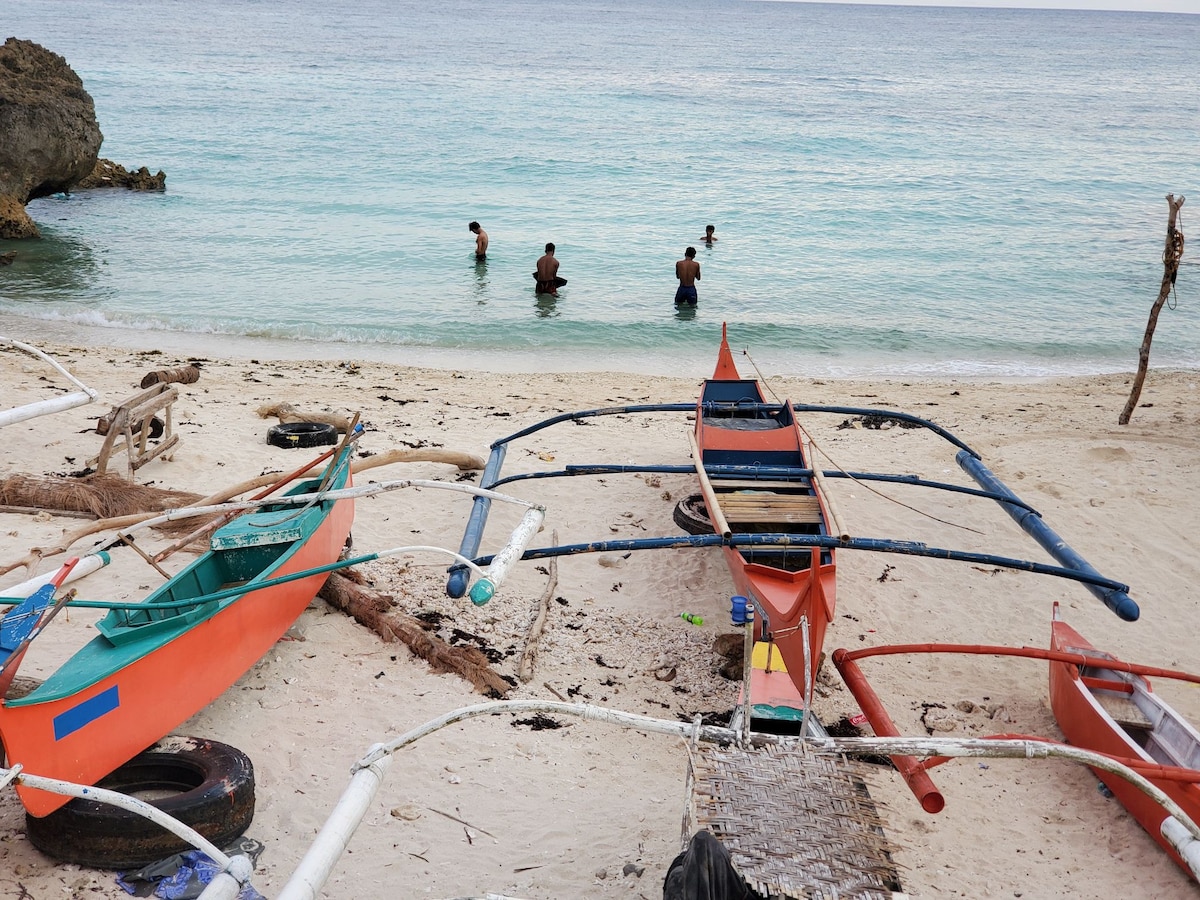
[465,531,1131,595]
[446,400,982,597]
[957,451,1139,621]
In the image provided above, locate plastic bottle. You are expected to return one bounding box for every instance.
[679,612,704,626]
[730,595,752,625]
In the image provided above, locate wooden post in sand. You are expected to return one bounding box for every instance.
[1120,194,1185,425]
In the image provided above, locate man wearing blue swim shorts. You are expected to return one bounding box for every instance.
[675,246,700,306]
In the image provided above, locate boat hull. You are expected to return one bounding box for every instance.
[0,465,354,817]
[1049,611,1200,879]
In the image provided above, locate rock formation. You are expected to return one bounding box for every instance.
[77,158,166,191]
[0,38,103,238]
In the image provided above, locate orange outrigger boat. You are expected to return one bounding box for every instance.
[833,603,1200,879]
[691,324,836,724]
[0,445,355,818]
[1049,606,1200,877]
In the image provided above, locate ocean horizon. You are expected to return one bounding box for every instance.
[2,0,1198,378]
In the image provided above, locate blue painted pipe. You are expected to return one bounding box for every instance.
[446,443,508,598]
[956,451,1139,621]
[468,532,1130,595]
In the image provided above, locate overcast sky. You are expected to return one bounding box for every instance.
[768,1,1199,12]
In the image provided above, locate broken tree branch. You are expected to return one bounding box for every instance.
[518,529,558,683]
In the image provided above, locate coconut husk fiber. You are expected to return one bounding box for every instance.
[318,569,511,697]
[0,473,202,520]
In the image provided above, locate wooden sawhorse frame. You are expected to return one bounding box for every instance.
[89,383,181,478]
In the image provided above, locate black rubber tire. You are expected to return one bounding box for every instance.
[673,493,714,535]
[267,421,338,449]
[26,735,255,869]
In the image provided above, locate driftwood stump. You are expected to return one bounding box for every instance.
[1120,193,1185,425]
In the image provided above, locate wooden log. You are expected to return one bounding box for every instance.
[257,402,352,433]
[140,364,200,389]
[1120,194,1185,425]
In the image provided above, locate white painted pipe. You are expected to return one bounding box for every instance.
[118,478,540,541]
[0,551,111,599]
[276,749,394,900]
[0,337,100,428]
[1161,816,1200,881]
[279,700,1200,900]
[468,506,546,605]
[195,854,256,900]
[0,391,100,428]
[2,765,231,865]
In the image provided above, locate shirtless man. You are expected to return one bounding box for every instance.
[534,243,563,296]
[675,246,700,306]
[469,221,488,259]
[701,225,717,244]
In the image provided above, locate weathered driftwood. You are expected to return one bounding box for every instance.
[0,448,484,578]
[318,570,510,697]
[257,402,353,433]
[518,530,558,683]
[140,364,200,389]
[88,382,181,478]
[1120,193,1186,425]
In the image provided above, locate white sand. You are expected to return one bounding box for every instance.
[1,339,1198,898]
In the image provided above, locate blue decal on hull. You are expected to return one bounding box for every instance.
[53,685,119,740]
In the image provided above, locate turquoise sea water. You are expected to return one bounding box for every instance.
[2,0,1199,377]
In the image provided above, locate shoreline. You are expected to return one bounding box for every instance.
[1,339,1198,898]
[1,312,1185,383]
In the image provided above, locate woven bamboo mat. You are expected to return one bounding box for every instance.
[690,742,903,899]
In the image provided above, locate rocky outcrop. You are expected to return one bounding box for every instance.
[77,158,166,191]
[0,38,104,238]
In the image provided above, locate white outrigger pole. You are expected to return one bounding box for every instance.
[0,337,100,428]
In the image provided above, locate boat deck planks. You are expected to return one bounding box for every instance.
[715,492,824,525]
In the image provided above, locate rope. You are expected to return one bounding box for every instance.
[738,348,984,535]
[1166,210,1185,311]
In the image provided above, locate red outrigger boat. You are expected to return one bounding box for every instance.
[0,445,355,817]
[833,603,1200,879]
[691,324,837,722]
[1049,605,1200,876]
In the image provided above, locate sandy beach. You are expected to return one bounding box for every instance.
[1,337,1198,899]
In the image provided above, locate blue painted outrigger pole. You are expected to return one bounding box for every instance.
[957,451,1139,621]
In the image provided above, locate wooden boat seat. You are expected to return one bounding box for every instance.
[711,480,810,491]
[717,492,824,525]
[702,416,782,432]
[1094,690,1153,731]
[210,511,306,550]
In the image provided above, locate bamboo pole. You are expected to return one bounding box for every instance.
[1120,194,1185,425]
[687,430,732,538]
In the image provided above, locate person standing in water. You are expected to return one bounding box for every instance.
[534,243,564,296]
[701,225,717,244]
[675,246,700,306]
[469,221,488,259]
